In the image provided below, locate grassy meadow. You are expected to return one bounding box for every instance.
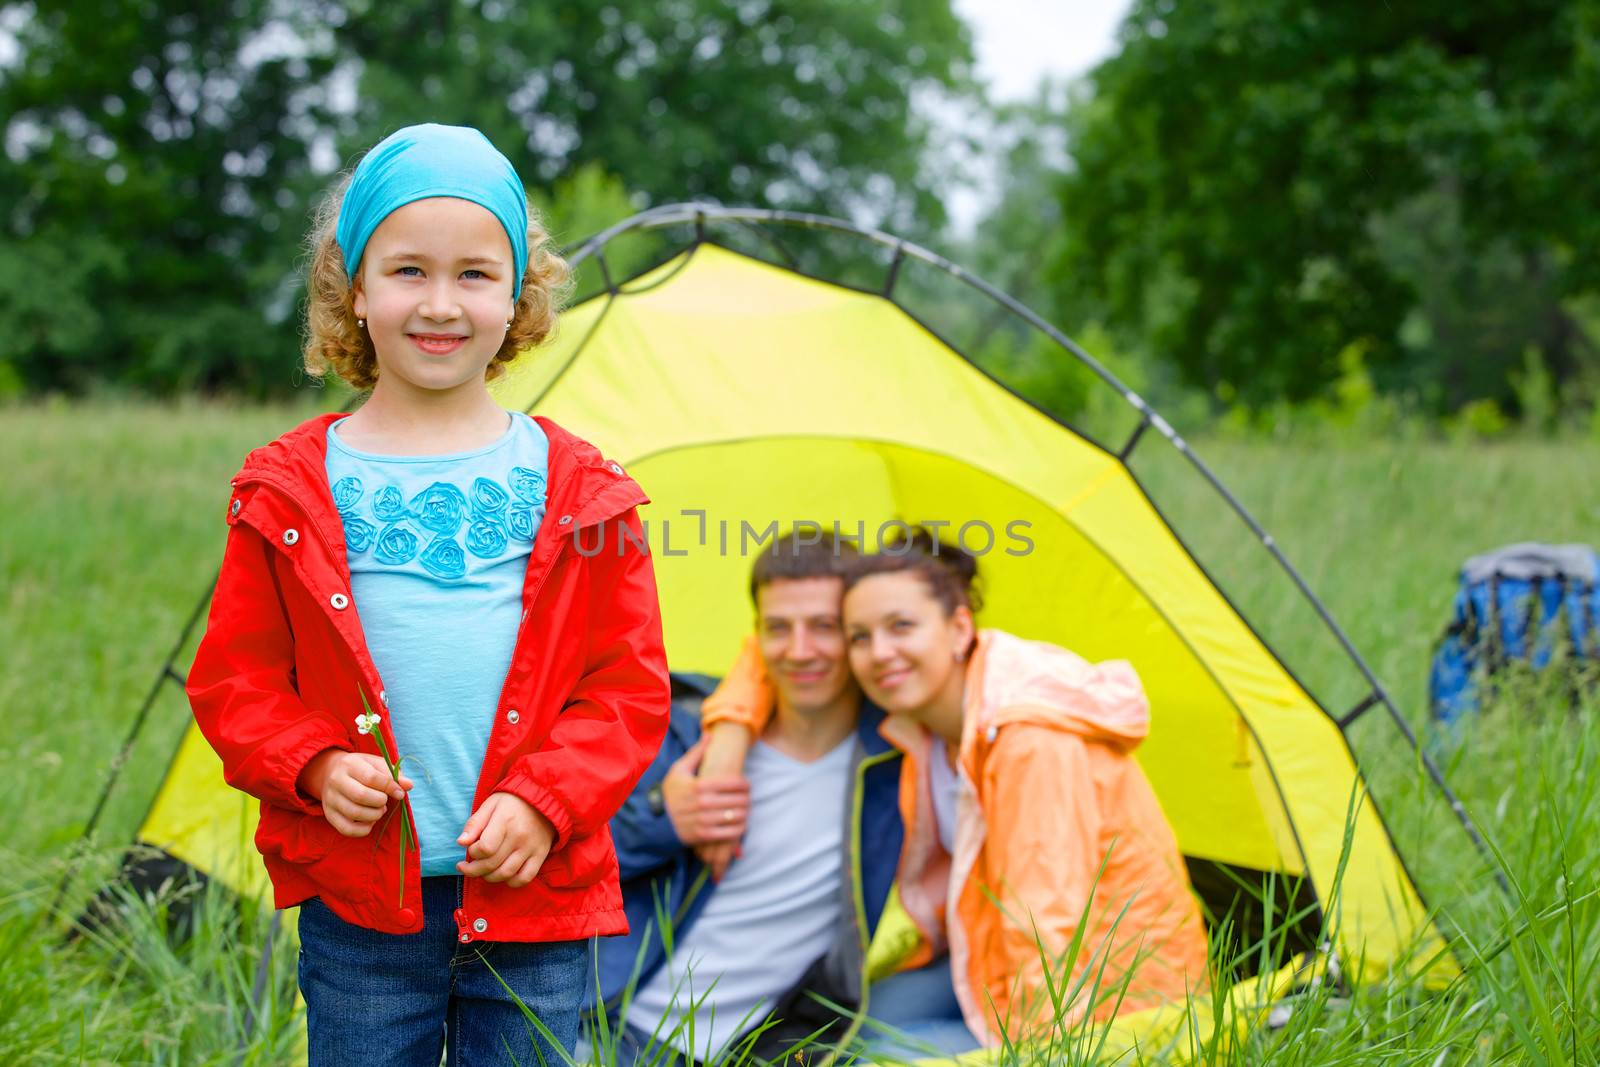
[1,399,1596,1063]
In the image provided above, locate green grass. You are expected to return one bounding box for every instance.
[1,399,1596,1063]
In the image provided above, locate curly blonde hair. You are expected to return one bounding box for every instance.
[301,171,571,391]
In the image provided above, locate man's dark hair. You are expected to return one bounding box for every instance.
[749,526,859,606]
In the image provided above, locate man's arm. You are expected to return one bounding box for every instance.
[609,709,698,879]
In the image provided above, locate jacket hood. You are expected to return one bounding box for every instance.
[964,629,1149,752]
[232,411,648,533]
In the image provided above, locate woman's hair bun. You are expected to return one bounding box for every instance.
[850,523,983,615]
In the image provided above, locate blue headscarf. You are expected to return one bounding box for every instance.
[336,123,530,298]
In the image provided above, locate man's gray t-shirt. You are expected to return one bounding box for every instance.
[627,736,855,1059]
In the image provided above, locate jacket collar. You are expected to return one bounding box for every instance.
[231,411,650,541]
[854,699,897,757]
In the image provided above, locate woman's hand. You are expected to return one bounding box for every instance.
[457,792,556,886]
[298,749,411,838]
[690,722,756,880]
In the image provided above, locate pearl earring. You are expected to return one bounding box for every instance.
[505,320,512,329]
[356,318,365,329]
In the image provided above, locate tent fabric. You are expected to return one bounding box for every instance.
[138,237,1453,1047]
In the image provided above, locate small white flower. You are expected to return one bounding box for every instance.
[355,711,381,735]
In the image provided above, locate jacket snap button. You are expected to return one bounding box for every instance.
[472,917,488,934]
[558,515,572,526]
[282,528,299,546]
[330,593,349,610]
[609,462,622,474]
[229,499,241,517]
[459,932,471,943]
[380,689,388,706]
[506,709,520,724]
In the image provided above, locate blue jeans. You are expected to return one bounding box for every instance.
[862,956,981,1060]
[297,877,587,1067]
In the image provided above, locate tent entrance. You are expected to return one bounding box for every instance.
[627,435,1319,951]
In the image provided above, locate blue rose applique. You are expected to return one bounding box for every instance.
[409,482,467,536]
[374,521,420,565]
[465,517,509,558]
[331,476,364,513]
[373,485,405,523]
[344,516,377,554]
[509,466,546,504]
[471,477,510,518]
[420,536,467,579]
[507,505,543,542]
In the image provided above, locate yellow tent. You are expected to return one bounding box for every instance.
[122,206,1480,1057]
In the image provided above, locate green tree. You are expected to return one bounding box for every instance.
[0,0,342,394]
[335,1,973,232]
[952,82,1208,438]
[1050,0,1600,411]
[1,0,975,395]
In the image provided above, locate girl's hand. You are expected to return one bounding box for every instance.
[456,793,555,886]
[299,749,412,838]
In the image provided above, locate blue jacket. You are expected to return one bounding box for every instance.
[589,673,904,1057]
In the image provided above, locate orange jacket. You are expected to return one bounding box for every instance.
[702,629,1207,1043]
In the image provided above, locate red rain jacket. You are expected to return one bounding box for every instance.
[187,412,669,943]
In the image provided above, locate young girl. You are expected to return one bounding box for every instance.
[187,123,670,1066]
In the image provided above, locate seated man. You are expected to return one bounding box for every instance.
[590,532,904,1063]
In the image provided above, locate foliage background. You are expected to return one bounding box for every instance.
[4,0,1600,435]
[0,0,972,395]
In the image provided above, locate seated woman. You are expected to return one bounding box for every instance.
[838,530,1209,1048]
[700,529,1210,1051]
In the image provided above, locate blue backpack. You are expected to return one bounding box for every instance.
[1429,543,1599,725]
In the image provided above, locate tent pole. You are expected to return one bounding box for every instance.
[1118,415,1151,460]
[1158,441,1505,887]
[731,219,799,267]
[50,577,215,916]
[881,243,906,298]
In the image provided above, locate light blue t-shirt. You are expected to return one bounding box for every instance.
[325,411,548,876]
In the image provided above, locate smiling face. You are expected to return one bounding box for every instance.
[844,571,974,720]
[756,576,858,716]
[351,196,517,400]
